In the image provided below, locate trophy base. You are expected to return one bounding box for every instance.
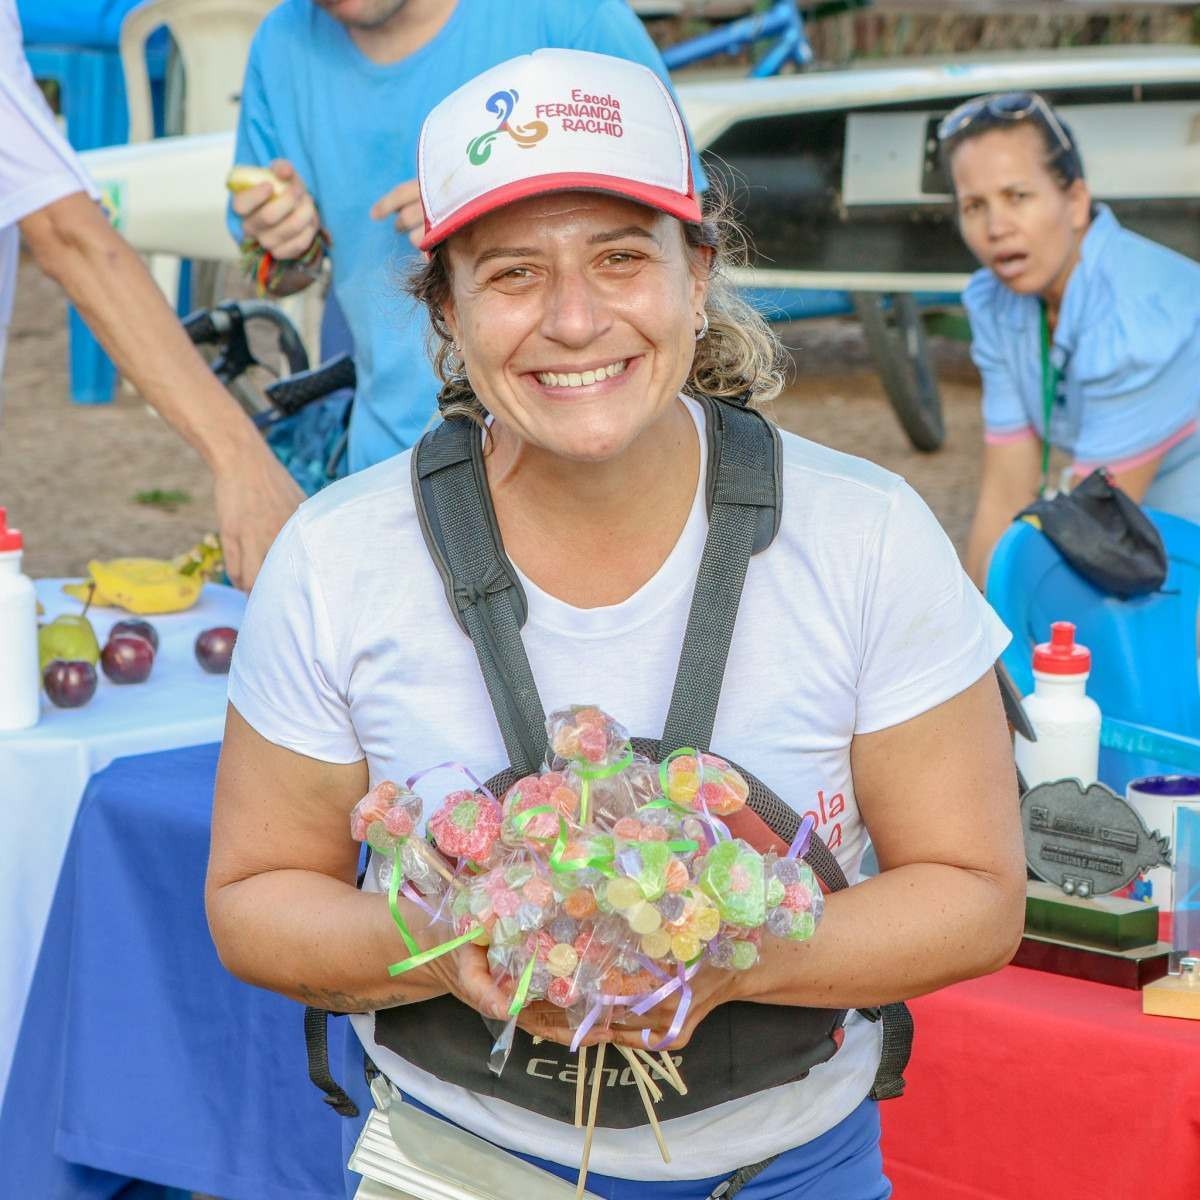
[1142,974,1200,1020]
[1024,881,1159,951]
[1012,933,1172,989]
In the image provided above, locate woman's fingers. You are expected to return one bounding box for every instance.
[450,945,512,1020]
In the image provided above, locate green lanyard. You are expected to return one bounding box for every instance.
[1039,303,1061,496]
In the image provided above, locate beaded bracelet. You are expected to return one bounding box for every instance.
[239,228,330,297]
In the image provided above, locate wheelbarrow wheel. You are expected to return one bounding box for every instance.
[852,292,945,452]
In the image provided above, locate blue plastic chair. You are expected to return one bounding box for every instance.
[986,508,1200,792]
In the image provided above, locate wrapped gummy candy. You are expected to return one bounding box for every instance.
[429,788,502,865]
[547,705,629,767]
[763,852,824,941]
[501,771,579,846]
[696,839,767,928]
[664,752,749,818]
[350,780,422,853]
[570,752,660,831]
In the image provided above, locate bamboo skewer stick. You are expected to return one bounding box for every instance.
[619,1046,663,1103]
[574,1044,588,1128]
[576,1041,606,1199]
[618,1047,670,1163]
[658,1050,687,1095]
[634,1048,685,1096]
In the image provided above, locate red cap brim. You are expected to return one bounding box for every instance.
[419,171,702,250]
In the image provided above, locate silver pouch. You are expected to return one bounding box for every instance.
[349,1082,602,1200]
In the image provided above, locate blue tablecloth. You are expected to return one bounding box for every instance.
[0,743,345,1200]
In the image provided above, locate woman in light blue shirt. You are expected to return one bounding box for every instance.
[938,92,1200,586]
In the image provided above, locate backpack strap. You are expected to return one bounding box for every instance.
[660,394,780,755]
[411,418,547,775]
[410,400,912,1107]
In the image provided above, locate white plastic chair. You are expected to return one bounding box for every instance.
[119,0,323,363]
[119,0,277,141]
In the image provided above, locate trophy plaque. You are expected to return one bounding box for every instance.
[1015,779,1173,988]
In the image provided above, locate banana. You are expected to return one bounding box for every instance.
[226,164,287,198]
[172,533,225,581]
[85,558,204,614]
[62,536,224,613]
[62,580,117,607]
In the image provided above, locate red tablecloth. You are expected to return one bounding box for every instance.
[880,965,1200,1200]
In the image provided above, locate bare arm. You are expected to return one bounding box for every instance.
[206,706,511,1017]
[19,192,303,587]
[1098,452,1164,504]
[733,669,1025,1012]
[964,437,1042,589]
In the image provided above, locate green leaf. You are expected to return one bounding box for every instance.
[132,488,192,512]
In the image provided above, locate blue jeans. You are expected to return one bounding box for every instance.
[336,1024,890,1200]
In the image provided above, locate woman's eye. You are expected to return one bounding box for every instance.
[601,251,641,267]
[490,266,534,284]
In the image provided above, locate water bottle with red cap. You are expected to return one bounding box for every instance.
[0,507,40,731]
[1013,621,1102,790]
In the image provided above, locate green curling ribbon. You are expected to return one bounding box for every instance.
[387,843,420,959]
[631,798,699,856]
[510,804,615,877]
[508,802,560,847]
[385,844,483,977]
[507,951,538,1018]
[387,924,485,977]
[664,837,700,855]
[574,742,634,825]
[657,745,700,803]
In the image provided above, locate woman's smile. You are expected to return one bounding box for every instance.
[441,192,707,464]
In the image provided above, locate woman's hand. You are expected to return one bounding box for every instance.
[511,960,744,1050]
[419,937,514,1021]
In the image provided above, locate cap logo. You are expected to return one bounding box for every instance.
[467,89,549,165]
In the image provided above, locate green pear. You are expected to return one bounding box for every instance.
[38,613,101,672]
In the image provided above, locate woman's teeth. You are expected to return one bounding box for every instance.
[535,360,628,388]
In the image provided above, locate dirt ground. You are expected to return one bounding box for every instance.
[0,251,984,579]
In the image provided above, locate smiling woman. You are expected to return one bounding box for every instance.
[938,91,1200,586]
[206,48,1025,1200]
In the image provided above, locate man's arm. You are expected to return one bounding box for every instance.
[19,192,303,588]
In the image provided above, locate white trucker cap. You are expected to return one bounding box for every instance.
[417,48,701,250]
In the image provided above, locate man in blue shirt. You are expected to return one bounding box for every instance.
[230,0,697,476]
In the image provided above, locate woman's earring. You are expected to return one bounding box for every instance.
[446,341,465,375]
[695,313,709,342]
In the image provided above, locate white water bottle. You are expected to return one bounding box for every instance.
[0,508,40,731]
[1014,621,1101,790]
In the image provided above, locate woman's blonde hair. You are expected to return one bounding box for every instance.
[406,182,786,425]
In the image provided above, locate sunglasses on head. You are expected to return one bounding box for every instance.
[936,91,1073,156]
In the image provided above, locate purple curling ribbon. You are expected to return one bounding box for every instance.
[400,881,441,920]
[787,814,816,861]
[405,760,498,805]
[695,791,731,848]
[571,987,636,1052]
[641,961,694,1051]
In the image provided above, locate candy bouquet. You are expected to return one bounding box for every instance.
[350,705,824,1186]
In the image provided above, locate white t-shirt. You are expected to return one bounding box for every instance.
[229,398,1011,1180]
[0,0,98,390]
